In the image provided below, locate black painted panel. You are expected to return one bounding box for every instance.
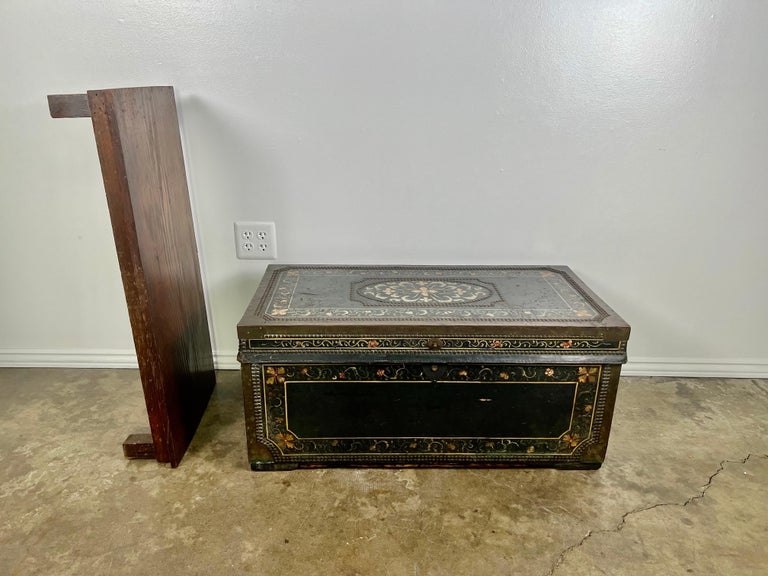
[286,380,575,439]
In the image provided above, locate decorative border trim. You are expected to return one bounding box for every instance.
[242,336,627,353]
[1,350,767,378]
[254,363,602,464]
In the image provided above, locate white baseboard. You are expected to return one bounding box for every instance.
[213,353,239,370]
[0,349,233,370]
[622,357,768,378]
[0,349,140,369]
[0,349,766,378]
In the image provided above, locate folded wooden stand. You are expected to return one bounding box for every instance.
[48,87,215,467]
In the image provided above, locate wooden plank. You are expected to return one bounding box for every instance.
[87,87,215,467]
[122,433,156,459]
[47,94,90,118]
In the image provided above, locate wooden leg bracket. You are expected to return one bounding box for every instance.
[122,433,157,460]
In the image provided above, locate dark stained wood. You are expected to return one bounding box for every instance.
[122,433,157,459]
[47,94,91,118]
[84,87,215,467]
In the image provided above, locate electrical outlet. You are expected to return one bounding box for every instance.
[234,221,277,260]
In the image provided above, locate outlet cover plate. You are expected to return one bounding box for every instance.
[234,221,277,260]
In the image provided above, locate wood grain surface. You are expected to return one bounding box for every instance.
[87,87,215,467]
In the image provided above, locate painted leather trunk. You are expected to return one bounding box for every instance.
[237,265,630,470]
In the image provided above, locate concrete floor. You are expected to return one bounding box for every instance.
[0,369,766,575]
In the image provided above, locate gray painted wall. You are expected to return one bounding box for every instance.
[1,1,766,376]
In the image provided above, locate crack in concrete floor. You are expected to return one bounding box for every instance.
[545,453,767,576]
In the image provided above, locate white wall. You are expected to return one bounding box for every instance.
[1,1,766,376]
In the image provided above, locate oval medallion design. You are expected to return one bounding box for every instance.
[357,280,493,305]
